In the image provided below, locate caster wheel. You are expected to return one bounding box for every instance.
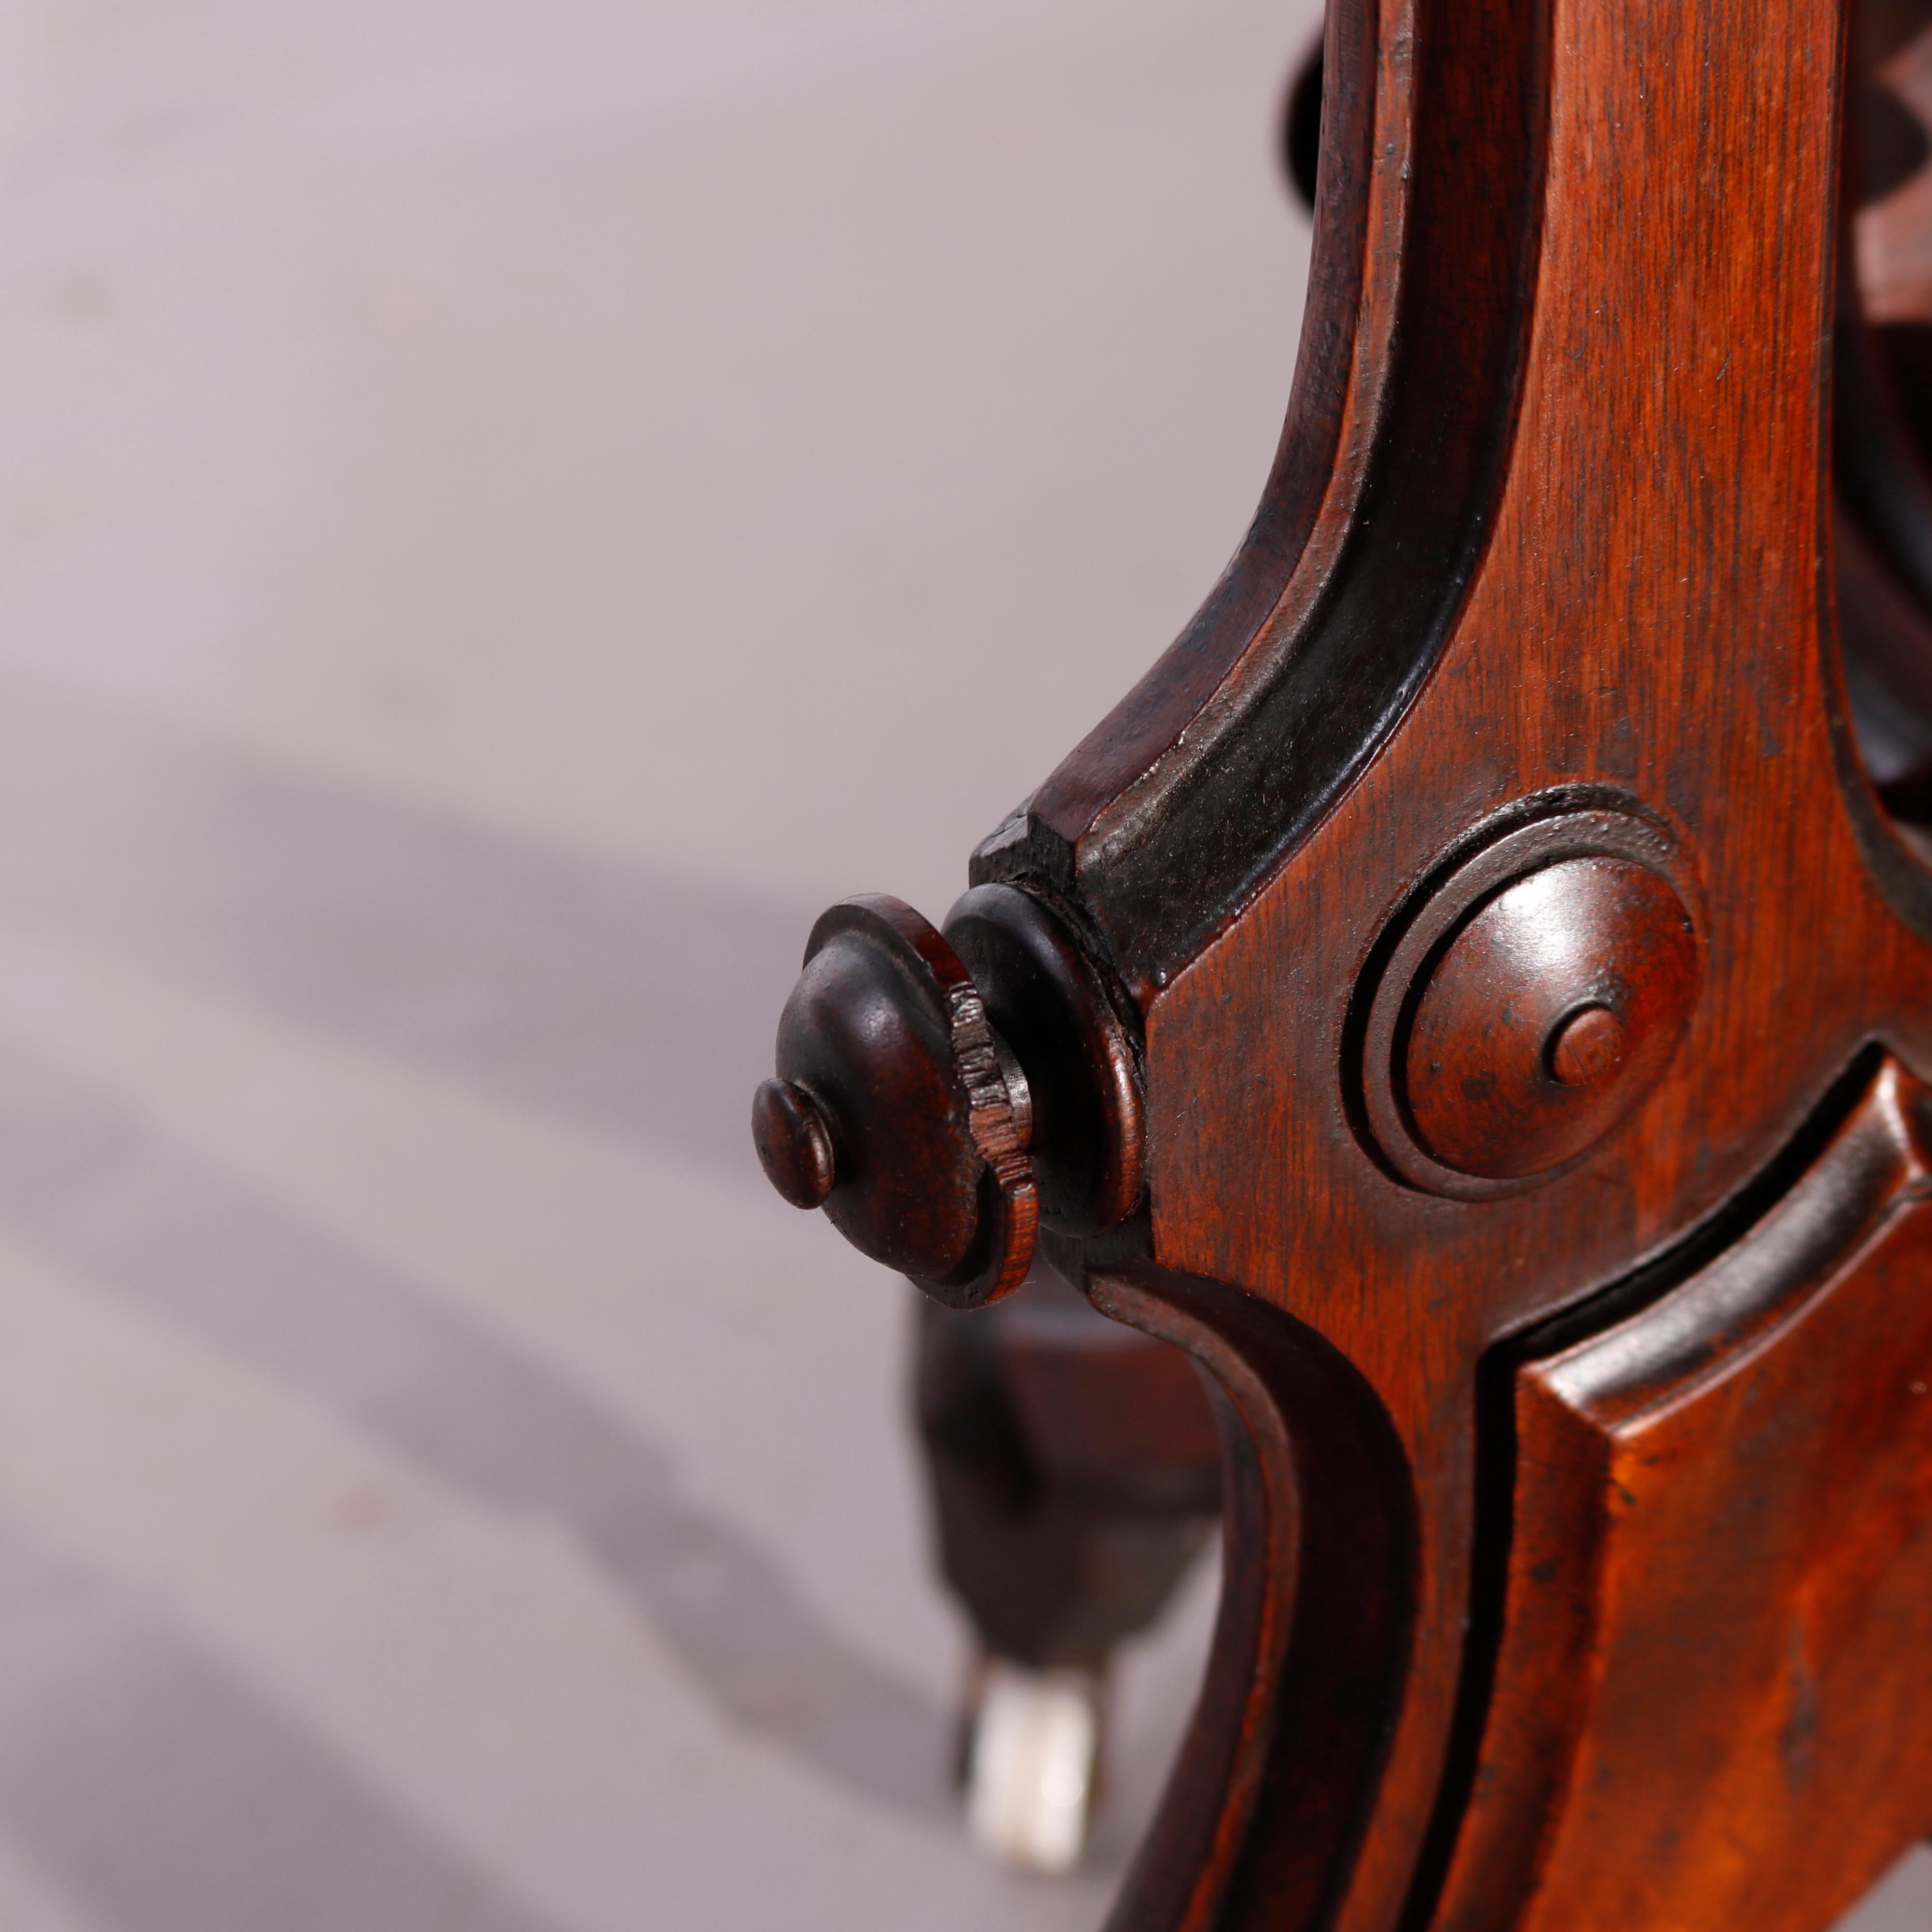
[961,1657,1104,1874]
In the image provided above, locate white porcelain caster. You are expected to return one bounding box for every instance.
[962,1658,1104,1875]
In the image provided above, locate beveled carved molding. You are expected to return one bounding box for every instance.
[1429,1053,1932,1929]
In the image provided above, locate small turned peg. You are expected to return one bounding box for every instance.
[1547,1004,1628,1088]
[751,1079,835,1208]
[755,894,1039,1308]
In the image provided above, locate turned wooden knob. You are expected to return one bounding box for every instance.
[754,894,1039,1308]
[753,886,1146,1307]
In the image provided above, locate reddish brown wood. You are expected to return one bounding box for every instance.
[1084,1266,1412,1932]
[749,0,1932,1918]
[1433,1055,1932,1930]
[1545,1005,1622,1086]
[764,894,1038,1307]
[1110,0,1865,1910]
[751,1079,836,1208]
[1356,812,1705,1197]
[1401,860,1698,1179]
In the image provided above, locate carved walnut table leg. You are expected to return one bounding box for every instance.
[750,0,1932,1919]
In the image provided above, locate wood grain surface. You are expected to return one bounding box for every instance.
[756,0,1932,1917]
[1039,0,1932,1922]
[1435,1056,1932,1929]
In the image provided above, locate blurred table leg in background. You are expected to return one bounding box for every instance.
[914,1267,1222,1872]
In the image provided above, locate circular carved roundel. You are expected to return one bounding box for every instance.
[1357,805,1703,1199]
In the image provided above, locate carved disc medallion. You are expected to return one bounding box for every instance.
[1358,804,1704,1198]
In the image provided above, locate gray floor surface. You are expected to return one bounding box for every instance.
[0,0,1919,1927]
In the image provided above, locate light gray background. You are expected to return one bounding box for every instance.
[0,1,1918,1927]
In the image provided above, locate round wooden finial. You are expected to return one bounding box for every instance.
[754,889,1146,1304]
[755,894,1038,1308]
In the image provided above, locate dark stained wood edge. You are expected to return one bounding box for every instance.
[974,0,1552,1001]
[982,0,1380,864]
[1087,1264,1415,1932]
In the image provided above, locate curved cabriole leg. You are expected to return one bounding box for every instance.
[751,0,1932,1903]
[1084,1267,1414,1932]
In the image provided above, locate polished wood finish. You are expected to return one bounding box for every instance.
[751,0,1932,1919]
[761,894,1038,1307]
[1435,1054,1932,1930]
[946,885,1145,1238]
[1354,809,1705,1197]
[751,1075,836,1209]
[1400,858,1697,1179]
